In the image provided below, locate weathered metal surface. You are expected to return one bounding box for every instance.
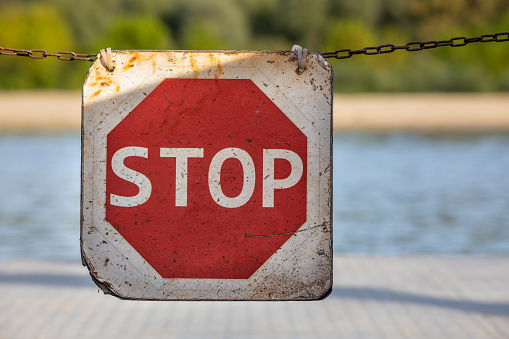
[81,50,332,301]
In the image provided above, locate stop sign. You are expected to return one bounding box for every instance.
[106,78,307,279]
[82,51,332,300]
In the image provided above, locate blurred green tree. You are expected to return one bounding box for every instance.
[176,0,251,50]
[94,16,174,50]
[272,0,329,49]
[0,3,74,88]
[0,0,508,91]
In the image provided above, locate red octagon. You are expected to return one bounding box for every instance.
[106,79,307,279]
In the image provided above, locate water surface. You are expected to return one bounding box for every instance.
[0,131,508,262]
[0,133,80,261]
[334,132,509,255]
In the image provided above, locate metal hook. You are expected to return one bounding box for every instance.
[100,47,114,72]
[291,45,308,74]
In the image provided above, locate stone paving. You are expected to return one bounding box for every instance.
[1,256,508,338]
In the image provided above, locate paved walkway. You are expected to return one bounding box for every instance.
[1,256,508,338]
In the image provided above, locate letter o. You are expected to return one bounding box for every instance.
[208,148,255,208]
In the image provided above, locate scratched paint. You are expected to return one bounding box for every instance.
[81,51,333,301]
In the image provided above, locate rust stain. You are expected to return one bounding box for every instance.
[189,54,200,79]
[91,89,102,98]
[208,53,224,79]
[88,73,120,94]
[124,55,138,70]
[90,76,114,87]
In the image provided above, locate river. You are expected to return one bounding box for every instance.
[0,131,508,262]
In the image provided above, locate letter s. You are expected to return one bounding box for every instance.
[110,147,152,207]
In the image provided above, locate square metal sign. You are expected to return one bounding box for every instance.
[81,50,332,300]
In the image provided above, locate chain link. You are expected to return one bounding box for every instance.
[320,32,509,59]
[0,46,97,62]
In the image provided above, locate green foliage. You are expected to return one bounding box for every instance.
[176,0,251,50]
[323,1,509,92]
[272,0,329,49]
[180,20,227,50]
[0,3,74,88]
[0,0,508,91]
[323,19,376,54]
[94,16,174,50]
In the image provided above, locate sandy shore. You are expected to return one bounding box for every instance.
[1,91,508,131]
[335,93,509,131]
[0,91,81,131]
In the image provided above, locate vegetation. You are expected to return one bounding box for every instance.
[1,0,508,91]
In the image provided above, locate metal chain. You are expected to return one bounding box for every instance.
[320,32,509,59]
[0,46,97,61]
[1,31,508,62]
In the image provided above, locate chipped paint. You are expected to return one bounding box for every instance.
[81,50,332,301]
